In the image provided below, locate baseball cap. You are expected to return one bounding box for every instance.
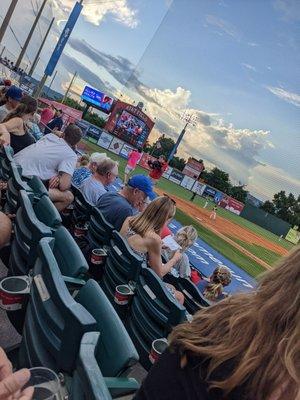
[6,85,22,101]
[128,175,156,200]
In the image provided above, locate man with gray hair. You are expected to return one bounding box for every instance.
[79,157,118,206]
[72,151,107,188]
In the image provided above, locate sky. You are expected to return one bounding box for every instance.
[0,0,299,200]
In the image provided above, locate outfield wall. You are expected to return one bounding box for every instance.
[240,204,291,237]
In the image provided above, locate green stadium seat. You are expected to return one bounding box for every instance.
[52,226,89,279]
[87,208,114,248]
[9,190,53,275]
[71,332,139,400]
[71,333,112,400]
[18,237,97,373]
[71,184,93,225]
[175,276,211,311]
[101,231,145,304]
[34,194,62,229]
[0,145,13,180]
[126,267,187,370]
[75,279,139,378]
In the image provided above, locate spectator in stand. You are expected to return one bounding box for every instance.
[14,124,82,211]
[0,95,37,153]
[148,155,168,184]
[135,248,300,400]
[197,266,232,302]
[79,158,118,206]
[0,85,23,121]
[44,108,63,134]
[25,112,42,141]
[0,347,33,399]
[72,152,107,188]
[124,147,142,184]
[120,196,184,304]
[0,211,12,250]
[162,225,198,278]
[97,175,155,231]
[39,103,55,131]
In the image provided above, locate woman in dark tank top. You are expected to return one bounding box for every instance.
[134,248,300,400]
[0,95,37,154]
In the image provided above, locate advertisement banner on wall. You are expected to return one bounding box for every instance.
[138,153,156,170]
[108,137,124,154]
[181,175,196,190]
[120,143,135,159]
[191,181,206,195]
[163,166,173,179]
[214,191,223,204]
[204,186,217,197]
[285,228,300,244]
[169,169,184,185]
[219,194,244,215]
[97,132,113,149]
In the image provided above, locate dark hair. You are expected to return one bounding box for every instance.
[64,124,82,146]
[3,95,37,122]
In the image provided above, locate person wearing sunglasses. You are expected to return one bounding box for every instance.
[120,196,184,304]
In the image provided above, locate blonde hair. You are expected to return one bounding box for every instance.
[129,196,176,237]
[169,247,300,400]
[79,154,90,167]
[175,225,197,251]
[203,266,232,300]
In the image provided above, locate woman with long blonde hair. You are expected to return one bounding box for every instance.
[135,247,300,400]
[120,196,184,304]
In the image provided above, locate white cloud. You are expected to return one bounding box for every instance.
[247,42,259,47]
[50,0,138,28]
[265,86,300,107]
[205,14,240,39]
[241,63,257,72]
[142,86,191,111]
[273,0,300,21]
[248,164,300,200]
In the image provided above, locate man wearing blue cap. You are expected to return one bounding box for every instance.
[97,174,156,231]
[0,85,23,122]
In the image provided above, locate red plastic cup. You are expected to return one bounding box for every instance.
[0,276,30,311]
[114,285,134,306]
[90,248,107,265]
[149,338,168,364]
[74,223,88,238]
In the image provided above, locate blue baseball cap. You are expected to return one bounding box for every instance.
[128,175,156,200]
[6,85,22,101]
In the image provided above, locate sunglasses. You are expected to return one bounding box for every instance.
[163,193,176,205]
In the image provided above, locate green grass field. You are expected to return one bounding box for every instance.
[82,139,291,274]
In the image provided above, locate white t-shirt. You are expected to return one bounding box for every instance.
[0,104,9,122]
[79,176,107,206]
[14,133,77,180]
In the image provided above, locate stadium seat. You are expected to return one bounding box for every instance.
[9,190,54,275]
[18,237,97,373]
[70,332,113,400]
[5,164,48,213]
[0,144,13,180]
[86,208,114,248]
[52,226,89,279]
[75,279,139,378]
[101,231,145,304]
[164,274,211,312]
[72,184,93,225]
[126,267,187,370]
[70,332,139,400]
[34,194,62,229]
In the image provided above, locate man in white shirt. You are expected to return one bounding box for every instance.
[14,124,82,211]
[79,157,118,206]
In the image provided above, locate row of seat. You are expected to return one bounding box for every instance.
[0,146,140,399]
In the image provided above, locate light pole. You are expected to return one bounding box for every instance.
[15,0,48,69]
[167,111,197,162]
[0,0,18,44]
